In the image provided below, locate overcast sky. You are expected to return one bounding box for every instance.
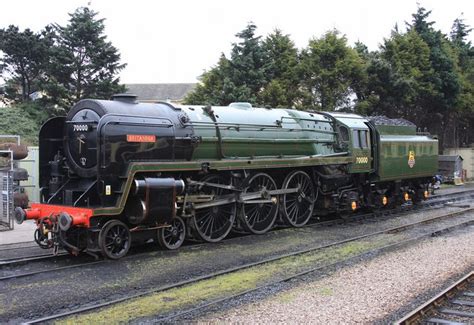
[1,0,472,84]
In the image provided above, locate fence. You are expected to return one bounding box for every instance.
[0,149,14,231]
[0,136,38,231]
[0,169,13,231]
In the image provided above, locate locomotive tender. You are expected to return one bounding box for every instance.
[15,94,438,259]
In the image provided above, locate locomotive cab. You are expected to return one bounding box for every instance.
[327,113,373,173]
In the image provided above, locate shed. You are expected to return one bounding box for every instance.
[438,155,463,182]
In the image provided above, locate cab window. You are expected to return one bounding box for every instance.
[353,130,370,149]
[360,130,368,148]
[352,130,360,147]
[339,126,349,141]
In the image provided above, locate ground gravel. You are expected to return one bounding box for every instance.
[200,227,474,324]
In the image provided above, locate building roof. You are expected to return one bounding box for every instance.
[439,155,463,162]
[124,83,196,102]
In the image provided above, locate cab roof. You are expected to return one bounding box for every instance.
[325,112,369,129]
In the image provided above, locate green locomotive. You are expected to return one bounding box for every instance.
[15,95,438,259]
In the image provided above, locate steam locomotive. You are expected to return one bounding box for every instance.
[15,94,438,259]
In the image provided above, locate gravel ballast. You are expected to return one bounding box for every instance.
[200,227,474,323]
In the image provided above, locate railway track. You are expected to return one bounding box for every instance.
[0,260,103,281]
[0,252,68,267]
[396,272,474,325]
[0,241,37,252]
[1,189,473,284]
[23,206,474,324]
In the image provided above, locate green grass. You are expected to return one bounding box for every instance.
[318,286,334,296]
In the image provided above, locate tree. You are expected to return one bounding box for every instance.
[259,30,300,107]
[377,29,436,125]
[227,23,266,103]
[351,41,373,114]
[450,17,472,48]
[50,7,126,106]
[299,30,365,111]
[450,16,473,73]
[408,7,460,110]
[407,6,461,147]
[259,80,288,107]
[449,16,474,146]
[185,23,266,106]
[0,25,53,101]
[184,54,233,105]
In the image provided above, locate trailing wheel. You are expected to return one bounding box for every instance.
[239,173,278,234]
[412,185,428,205]
[99,220,131,259]
[280,170,316,227]
[158,216,186,250]
[192,175,236,242]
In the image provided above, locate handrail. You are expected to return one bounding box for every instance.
[187,121,281,129]
[279,116,332,124]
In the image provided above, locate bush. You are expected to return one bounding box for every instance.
[0,102,51,145]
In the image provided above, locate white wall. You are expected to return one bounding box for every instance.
[18,146,40,203]
[443,147,474,180]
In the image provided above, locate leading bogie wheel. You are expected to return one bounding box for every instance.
[239,172,278,234]
[192,174,237,243]
[99,220,131,259]
[280,170,316,227]
[158,216,186,250]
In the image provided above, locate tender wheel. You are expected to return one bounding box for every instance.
[99,220,131,259]
[192,175,236,242]
[280,170,316,227]
[412,187,427,205]
[239,173,278,234]
[158,216,186,250]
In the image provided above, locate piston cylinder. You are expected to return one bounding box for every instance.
[125,178,185,225]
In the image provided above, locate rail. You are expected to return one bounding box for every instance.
[395,272,474,324]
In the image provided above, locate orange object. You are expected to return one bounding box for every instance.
[351,201,357,211]
[126,134,156,143]
[26,203,94,227]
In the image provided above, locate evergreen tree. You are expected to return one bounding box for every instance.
[0,26,53,101]
[407,6,461,146]
[299,30,365,111]
[259,29,299,107]
[50,7,126,106]
[184,54,232,105]
[351,41,372,114]
[185,23,266,105]
[378,29,436,125]
[408,7,460,113]
[450,16,473,71]
[227,23,266,103]
[450,16,474,146]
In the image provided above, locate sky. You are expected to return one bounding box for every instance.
[0,0,473,84]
